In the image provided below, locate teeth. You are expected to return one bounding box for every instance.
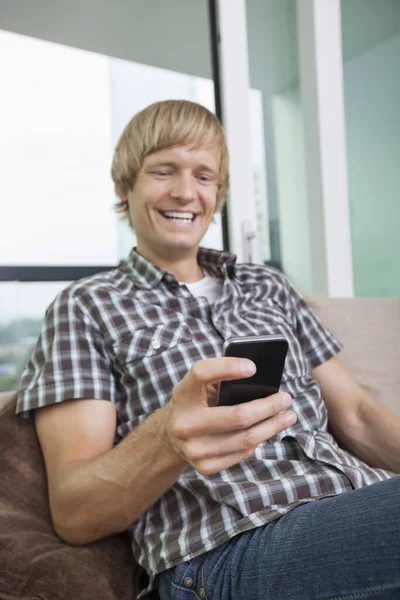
[168,218,192,224]
[162,211,194,221]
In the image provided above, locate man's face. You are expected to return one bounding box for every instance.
[123,144,220,263]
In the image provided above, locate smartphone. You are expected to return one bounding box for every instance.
[217,335,289,406]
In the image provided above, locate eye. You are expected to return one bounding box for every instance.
[152,170,171,177]
[197,174,214,183]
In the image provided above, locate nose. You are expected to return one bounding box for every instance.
[170,173,196,202]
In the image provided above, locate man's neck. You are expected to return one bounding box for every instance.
[136,246,204,283]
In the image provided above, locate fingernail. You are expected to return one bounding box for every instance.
[241,360,256,375]
[280,393,292,408]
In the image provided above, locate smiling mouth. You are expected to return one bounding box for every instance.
[159,211,197,224]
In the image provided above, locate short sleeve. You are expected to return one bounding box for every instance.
[16,288,117,418]
[280,273,343,371]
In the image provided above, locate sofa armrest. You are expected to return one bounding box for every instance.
[0,394,141,600]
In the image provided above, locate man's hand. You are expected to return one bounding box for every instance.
[162,357,297,475]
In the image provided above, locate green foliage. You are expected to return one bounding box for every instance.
[0,318,42,345]
[0,375,18,393]
[0,318,41,393]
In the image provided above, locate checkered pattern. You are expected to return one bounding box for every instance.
[17,248,394,596]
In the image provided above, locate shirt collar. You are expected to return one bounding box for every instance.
[119,247,237,289]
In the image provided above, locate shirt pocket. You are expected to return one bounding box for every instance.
[113,322,190,367]
[240,298,308,382]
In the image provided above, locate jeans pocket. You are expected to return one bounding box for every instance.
[172,559,195,587]
[166,555,206,599]
[158,562,194,600]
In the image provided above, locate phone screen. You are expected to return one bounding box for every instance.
[217,336,288,406]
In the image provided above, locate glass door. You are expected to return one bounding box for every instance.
[341,0,400,297]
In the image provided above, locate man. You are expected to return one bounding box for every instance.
[17,100,400,600]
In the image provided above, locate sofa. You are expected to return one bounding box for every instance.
[1,294,399,600]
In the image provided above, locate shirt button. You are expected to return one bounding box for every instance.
[152,339,161,349]
[184,577,193,587]
[199,589,206,598]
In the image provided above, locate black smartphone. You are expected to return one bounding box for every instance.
[217,335,289,406]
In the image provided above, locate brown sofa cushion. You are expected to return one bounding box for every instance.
[0,393,141,600]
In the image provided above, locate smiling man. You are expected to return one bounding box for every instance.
[116,142,221,282]
[16,100,400,600]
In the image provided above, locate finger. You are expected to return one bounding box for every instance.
[174,393,293,439]
[207,393,293,434]
[174,357,256,401]
[192,448,259,476]
[206,382,218,395]
[207,385,218,408]
[185,409,297,460]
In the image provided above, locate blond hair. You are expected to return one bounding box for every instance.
[111,100,229,221]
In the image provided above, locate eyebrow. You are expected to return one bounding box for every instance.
[145,161,218,177]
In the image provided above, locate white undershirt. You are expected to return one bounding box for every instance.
[181,273,223,304]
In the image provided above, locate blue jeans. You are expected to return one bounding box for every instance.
[158,475,400,599]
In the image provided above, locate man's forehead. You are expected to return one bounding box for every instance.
[144,144,220,167]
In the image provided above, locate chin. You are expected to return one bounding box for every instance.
[164,233,201,248]
[160,239,200,255]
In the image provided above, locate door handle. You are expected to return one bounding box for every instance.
[242,220,256,263]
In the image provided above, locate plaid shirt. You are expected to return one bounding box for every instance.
[17,247,394,595]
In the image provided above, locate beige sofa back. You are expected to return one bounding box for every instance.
[305,294,400,417]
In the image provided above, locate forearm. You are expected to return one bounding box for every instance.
[52,406,186,545]
[337,398,400,473]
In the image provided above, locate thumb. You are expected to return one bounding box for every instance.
[174,357,256,406]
